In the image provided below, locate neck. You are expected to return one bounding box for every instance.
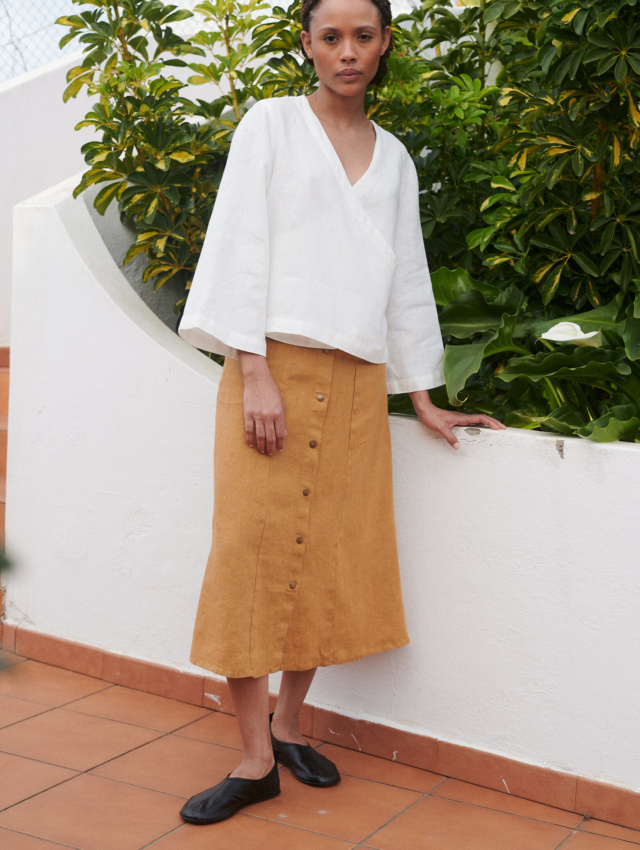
[308,84,367,127]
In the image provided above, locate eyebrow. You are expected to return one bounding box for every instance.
[317,24,378,32]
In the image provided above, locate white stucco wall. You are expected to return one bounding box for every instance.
[5,180,640,795]
[0,54,94,347]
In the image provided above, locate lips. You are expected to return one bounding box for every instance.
[338,70,361,78]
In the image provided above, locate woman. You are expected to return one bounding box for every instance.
[177,0,505,825]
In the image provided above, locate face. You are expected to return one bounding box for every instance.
[300,0,391,98]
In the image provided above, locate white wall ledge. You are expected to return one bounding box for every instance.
[5,178,640,793]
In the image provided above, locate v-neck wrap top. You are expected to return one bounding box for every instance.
[178,96,445,393]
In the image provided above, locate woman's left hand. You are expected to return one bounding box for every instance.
[409,390,506,450]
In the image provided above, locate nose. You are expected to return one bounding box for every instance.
[340,38,357,62]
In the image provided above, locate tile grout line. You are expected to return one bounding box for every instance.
[554,816,588,848]
[351,775,451,847]
[353,789,433,847]
[0,825,80,849]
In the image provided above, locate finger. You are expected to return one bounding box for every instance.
[265,420,277,456]
[275,412,286,452]
[245,415,255,449]
[440,424,460,450]
[254,418,266,454]
[454,413,505,430]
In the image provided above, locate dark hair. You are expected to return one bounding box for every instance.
[299,0,393,88]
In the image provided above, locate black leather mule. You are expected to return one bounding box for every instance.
[180,762,280,824]
[270,714,340,787]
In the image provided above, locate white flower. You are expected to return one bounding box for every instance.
[540,321,601,347]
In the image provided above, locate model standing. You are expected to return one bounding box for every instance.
[177,0,505,825]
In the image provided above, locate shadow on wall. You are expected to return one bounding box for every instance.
[83,187,185,334]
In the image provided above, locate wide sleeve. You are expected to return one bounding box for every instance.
[177,101,271,358]
[385,153,445,394]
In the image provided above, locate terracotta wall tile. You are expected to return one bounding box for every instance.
[102,651,203,706]
[202,676,314,735]
[15,630,104,679]
[313,707,438,772]
[4,626,640,833]
[1,623,16,653]
[202,676,234,713]
[436,740,577,811]
[576,778,640,832]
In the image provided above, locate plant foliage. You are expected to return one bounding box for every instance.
[58,0,640,441]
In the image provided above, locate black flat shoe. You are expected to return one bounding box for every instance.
[180,762,280,824]
[270,715,340,788]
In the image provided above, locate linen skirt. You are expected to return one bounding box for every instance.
[190,338,409,678]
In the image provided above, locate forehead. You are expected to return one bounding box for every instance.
[309,0,382,29]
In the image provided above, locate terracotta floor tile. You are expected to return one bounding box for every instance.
[0,774,183,850]
[318,744,444,793]
[149,816,355,849]
[245,769,421,843]
[0,650,26,670]
[0,693,49,728]
[0,708,161,770]
[92,734,241,798]
[0,661,108,707]
[176,710,323,751]
[66,685,210,732]
[175,710,244,749]
[0,829,77,849]
[562,833,640,849]
[0,752,77,811]
[431,777,583,828]
[580,819,640,845]
[365,795,572,850]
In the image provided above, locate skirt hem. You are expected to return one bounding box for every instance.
[190,635,410,680]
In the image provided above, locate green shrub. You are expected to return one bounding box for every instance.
[58,0,640,441]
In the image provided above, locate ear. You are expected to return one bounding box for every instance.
[381,25,391,55]
[300,30,312,60]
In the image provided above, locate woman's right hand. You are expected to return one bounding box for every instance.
[238,351,286,455]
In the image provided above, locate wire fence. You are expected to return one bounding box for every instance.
[0,0,463,87]
[0,0,80,84]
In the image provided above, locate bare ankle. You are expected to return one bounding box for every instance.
[230,753,275,780]
[271,715,307,746]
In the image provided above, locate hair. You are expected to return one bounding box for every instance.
[299,0,393,88]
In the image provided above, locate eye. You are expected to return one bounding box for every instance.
[323,34,338,43]
[358,34,373,41]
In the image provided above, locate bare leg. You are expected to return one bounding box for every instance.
[227,675,274,779]
[271,668,317,745]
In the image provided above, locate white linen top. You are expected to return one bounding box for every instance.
[178,95,445,394]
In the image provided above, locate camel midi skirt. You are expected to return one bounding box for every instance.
[190,339,409,679]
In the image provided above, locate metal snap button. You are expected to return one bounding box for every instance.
[309,440,318,448]
[296,536,304,544]
[289,581,297,589]
[302,488,310,496]
[317,393,325,402]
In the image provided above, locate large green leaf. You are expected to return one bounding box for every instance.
[623,306,640,361]
[499,347,632,385]
[439,286,525,338]
[430,267,499,307]
[531,294,625,336]
[505,404,587,434]
[444,332,497,405]
[577,406,640,442]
